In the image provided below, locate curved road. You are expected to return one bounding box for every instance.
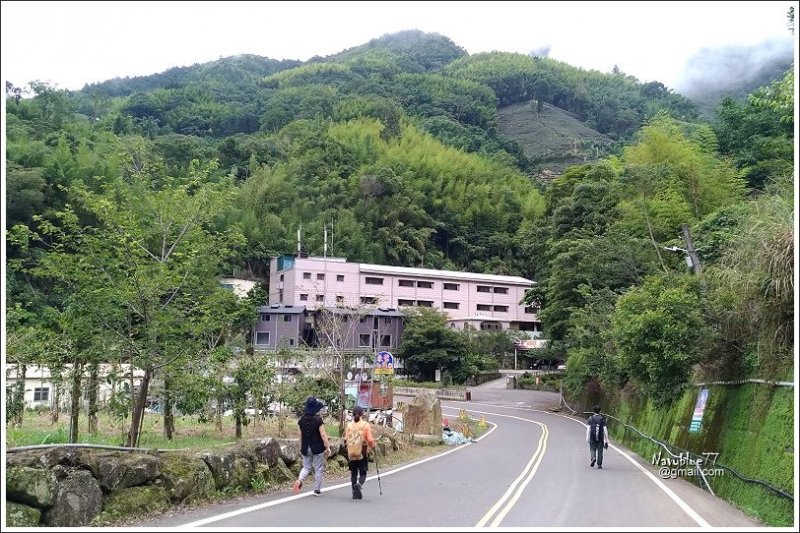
[137,376,760,528]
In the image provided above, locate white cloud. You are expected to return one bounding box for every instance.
[1,0,795,91]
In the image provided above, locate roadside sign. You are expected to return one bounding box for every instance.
[374,351,394,375]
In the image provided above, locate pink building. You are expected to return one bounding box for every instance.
[269,254,542,337]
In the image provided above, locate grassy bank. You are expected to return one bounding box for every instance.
[597,384,794,526]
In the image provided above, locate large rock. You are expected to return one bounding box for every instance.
[267,457,294,484]
[159,454,215,503]
[90,453,161,492]
[6,466,57,508]
[279,441,300,466]
[6,501,42,526]
[231,458,254,490]
[198,452,234,490]
[405,392,443,438]
[94,485,169,524]
[42,469,103,526]
[254,438,283,467]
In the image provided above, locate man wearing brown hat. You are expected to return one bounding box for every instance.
[292,396,331,496]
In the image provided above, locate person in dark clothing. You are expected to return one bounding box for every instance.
[292,396,331,496]
[345,406,375,500]
[586,405,609,468]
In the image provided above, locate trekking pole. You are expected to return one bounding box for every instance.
[373,443,383,495]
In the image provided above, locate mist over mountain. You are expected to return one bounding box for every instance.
[675,37,794,117]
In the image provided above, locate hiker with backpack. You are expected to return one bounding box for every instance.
[293,396,332,496]
[586,405,609,469]
[345,405,376,500]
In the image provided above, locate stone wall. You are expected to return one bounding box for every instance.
[5,435,394,527]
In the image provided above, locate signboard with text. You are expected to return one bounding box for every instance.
[689,388,709,433]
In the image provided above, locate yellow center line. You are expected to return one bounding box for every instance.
[464,408,549,527]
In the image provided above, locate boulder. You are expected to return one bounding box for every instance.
[159,454,215,503]
[231,458,254,490]
[94,485,168,524]
[279,441,300,466]
[253,438,283,467]
[198,452,234,491]
[6,501,42,526]
[404,392,443,438]
[91,453,161,492]
[267,457,294,484]
[42,469,103,526]
[6,466,57,508]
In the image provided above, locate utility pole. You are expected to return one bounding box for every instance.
[681,224,701,275]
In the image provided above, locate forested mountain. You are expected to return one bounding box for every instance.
[6,26,795,421]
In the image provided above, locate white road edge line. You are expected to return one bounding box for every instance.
[180,406,497,527]
[468,401,712,528]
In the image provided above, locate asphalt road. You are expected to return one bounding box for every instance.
[136,378,761,528]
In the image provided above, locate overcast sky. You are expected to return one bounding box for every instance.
[1,1,795,92]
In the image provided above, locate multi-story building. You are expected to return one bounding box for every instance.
[267,254,543,339]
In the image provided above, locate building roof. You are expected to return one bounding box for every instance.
[258,304,307,315]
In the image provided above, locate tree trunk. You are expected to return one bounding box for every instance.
[235,413,242,439]
[15,364,27,426]
[215,393,223,432]
[88,366,98,434]
[163,374,174,440]
[69,362,82,443]
[125,368,151,448]
[50,382,60,424]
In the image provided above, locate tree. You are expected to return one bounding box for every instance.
[611,274,709,407]
[398,307,467,382]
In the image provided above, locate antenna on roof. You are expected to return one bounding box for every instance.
[324,223,328,259]
[297,224,302,255]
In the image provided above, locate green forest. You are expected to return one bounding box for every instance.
[5,28,794,449]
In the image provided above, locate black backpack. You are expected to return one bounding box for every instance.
[588,414,606,443]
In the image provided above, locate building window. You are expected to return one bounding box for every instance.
[303,272,311,280]
[384,317,392,324]
[398,299,414,306]
[256,332,270,345]
[417,300,433,307]
[398,279,415,287]
[477,286,492,293]
[280,274,284,281]
[279,290,283,303]
[260,313,271,322]
[443,302,459,310]
[33,387,49,402]
[477,304,492,311]
[289,338,295,346]
[443,283,459,290]
[494,305,509,312]
[361,296,378,305]
[359,334,371,347]
[317,273,325,281]
[316,294,325,302]
[524,306,539,314]
[417,281,433,289]
[336,295,344,304]
[493,287,508,294]
[380,335,391,347]
[360,316,368,323]
[283,315,292,322]
[365,277,383,285]
[300,294,308,301]
[337,274,345,282]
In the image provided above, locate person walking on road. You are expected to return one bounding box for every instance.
[293,396,331,496]
[345,405,376,500]
[586,405,609,469]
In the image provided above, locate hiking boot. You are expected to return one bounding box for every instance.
[597,465,603,469]
[313,490,322,496]
[590,458,596,467]
[353,483,362,500]
[292,480,303,495]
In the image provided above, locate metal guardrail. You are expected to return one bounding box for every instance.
[394,386,468,400]
[693,378,794,387]
[558,395,793,501]
[6,442,235,454]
